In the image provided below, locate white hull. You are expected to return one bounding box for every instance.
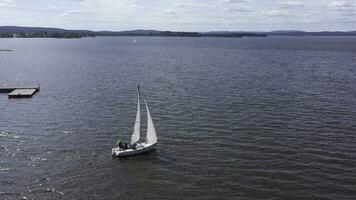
[112,143,156,157]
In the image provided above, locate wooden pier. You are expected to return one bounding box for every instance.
[0,86,40,98]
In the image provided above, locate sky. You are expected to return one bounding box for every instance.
[0,0,356,31]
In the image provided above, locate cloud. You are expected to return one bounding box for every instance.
[173,3,188,8]
[261,9,289,17]
[224,7,252,13]
[59,9,82,17]
[162,9,177,15]
[219,0,251,4]
[329,1,356,15]
[0,0,355,31]
[279,1,304,9]
[0,0,15,8]
[47,4,68,11]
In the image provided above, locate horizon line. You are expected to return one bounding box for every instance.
[1,25,356,33]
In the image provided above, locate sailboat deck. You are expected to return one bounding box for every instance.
[112,143,156,157]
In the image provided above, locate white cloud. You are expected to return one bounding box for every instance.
[59,9,82,17]
[173,3,188,8]
[329,1,356,15]
[0,0,15,8]
[219,0,251,3]
[0,0,355,31]
[280,1,304,9]
[224,7,252,12]
[261,9,289,17]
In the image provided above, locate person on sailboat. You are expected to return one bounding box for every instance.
[116,139,128,149]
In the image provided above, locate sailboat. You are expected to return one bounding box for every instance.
[112,85,157,157]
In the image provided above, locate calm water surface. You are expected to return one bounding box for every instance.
[1,36,356,199]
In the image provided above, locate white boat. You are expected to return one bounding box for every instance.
[112,85,157,157]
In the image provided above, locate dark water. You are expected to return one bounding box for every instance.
[1,36,356,200]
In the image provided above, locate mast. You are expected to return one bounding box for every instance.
[130,84,140,144]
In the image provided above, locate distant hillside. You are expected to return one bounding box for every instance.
[0,26,94,38]
[204,31,267,37]
[1,26,356,38]
[96,30,201,37]
[0,26,94,33]
[0,26,265,38]
[268,30,356,36]
[95,29,264,37]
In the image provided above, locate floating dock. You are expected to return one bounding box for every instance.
[0,86,40,98]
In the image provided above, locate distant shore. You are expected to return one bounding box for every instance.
[1,26,356,39]
[0,30,266,39]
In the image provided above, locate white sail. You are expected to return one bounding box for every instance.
[144,99,157,145]
[131,87,140,144]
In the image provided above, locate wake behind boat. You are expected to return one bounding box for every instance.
[112,85,157,157]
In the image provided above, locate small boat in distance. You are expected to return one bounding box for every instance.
[112,84,157,157]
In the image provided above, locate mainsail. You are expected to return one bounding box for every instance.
[144,98,157,145]
[131,86,140,144]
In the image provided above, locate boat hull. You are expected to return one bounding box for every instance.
[112,143,156,157]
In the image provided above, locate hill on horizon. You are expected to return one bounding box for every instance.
[1,26,356,37]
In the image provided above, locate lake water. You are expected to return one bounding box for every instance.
[0,36,356,199]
